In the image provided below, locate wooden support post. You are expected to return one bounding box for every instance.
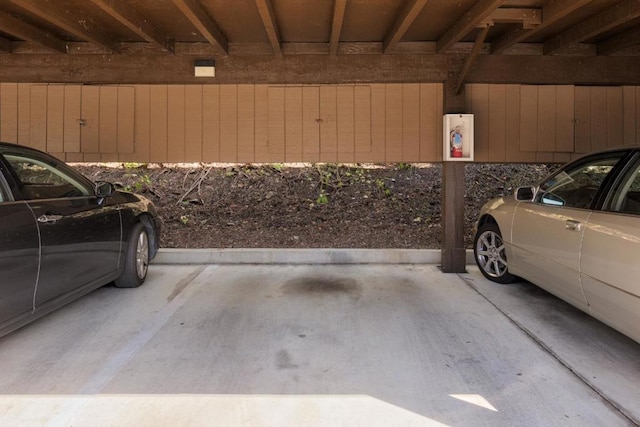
[441,74,467,273]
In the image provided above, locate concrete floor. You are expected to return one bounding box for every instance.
[0,264,638,426]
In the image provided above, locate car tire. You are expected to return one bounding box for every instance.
[474,222,517,284]
[114,222,149,288]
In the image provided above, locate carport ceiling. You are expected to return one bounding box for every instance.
[1,0,639,85]
[1,0,639,57]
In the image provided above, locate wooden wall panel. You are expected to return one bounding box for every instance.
[0,83,18,144]
[354,85,371,159]
[368,84,386,163]
[117,87,135,155]
[237,85,255,163]
[505,85,531,162]
[167,85,186,162]
[590,87,609,152]
[46,85,65,154]
[285,86,303,162]
[30,85,47,152]
[99,87,118,154]
[182,86,202,162]
[202,85,220,162]
[623,86,637,146]
[17,84,31,147]
[337,85,355,163]
[488,85,506,163]
[63,85,81,153]
[402,84,420,162]
[254,85,269,162]
[302,86,320,163]
[385,84,403,162]
[149,85,168,162]
[133,85,151,162]
[419,84,439,161]
[4,83,637,165]
[80,86,100,154]
[268,87,286,160]
[555,85,575,153]
[574,86,591,154]
[468,84,490,161]
[607,87,624,149]
[537,86,556,153]
[220,85,238,162]
[319,86,337,162]
[519,86,538,153]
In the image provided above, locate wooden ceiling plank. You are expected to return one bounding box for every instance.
[254,0,282,56]
[491,0,593,54]
[383,0,429,54]
[598,26,640,56]
[456,25,490,94]
[0,11,67,53]
[88,0,172,52]
[329,0,347,55]
[436,0,504,53]
[172,0,228,54]
[9,0,118,51]
[544,0,640,55]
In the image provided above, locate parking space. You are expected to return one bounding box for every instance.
[0,263,638,426]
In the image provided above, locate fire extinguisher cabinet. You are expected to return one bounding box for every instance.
[443,114,474,162]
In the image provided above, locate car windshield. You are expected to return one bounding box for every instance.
[4,153,92,200]
[536,154,624,209]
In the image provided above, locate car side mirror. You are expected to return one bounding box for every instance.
[95,181,115,205]
[515,186,536,201]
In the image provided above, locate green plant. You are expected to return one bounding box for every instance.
[123,162,147,169]
[316,191,329,205]
[179,215,189,225]
[375,178,392,197]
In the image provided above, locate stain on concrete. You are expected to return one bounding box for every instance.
[276,350,298,370]
[280,276,362,300]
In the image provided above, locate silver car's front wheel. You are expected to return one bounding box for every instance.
[474,222,516,284]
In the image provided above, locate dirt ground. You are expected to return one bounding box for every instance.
[74,162,557,249]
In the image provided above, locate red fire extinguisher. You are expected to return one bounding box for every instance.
[450,127,463,158]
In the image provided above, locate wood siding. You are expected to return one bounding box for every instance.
[0,83,639,163]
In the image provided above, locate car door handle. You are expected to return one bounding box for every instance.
[565,219,583,232]
[37,214,64,224]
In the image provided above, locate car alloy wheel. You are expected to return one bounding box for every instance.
[474,223,516,284]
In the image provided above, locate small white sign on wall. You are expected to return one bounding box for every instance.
[443,114,474,161]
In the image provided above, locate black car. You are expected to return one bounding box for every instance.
[0,142,160,337]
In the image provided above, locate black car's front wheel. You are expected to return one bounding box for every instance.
[474,222,516,284]
[115,222,149,288]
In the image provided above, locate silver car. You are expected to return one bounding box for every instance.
[474,147,640,344]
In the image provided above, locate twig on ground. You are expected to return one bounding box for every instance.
[178,166,213,205]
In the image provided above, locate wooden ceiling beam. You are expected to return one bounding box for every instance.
[544,0,640,55]
[436,0,504,53]
[479,8,541,29]
[88,0,172,52]
[8,0,118,52]
[598,26,640,56]
[254,0,282,56]
[0,35,11,52]
[456,25,490,94]
[329,0,347,55]
[172,0,228,54]
[383,0,429,54]
[491,0,593,54]
[0,11,67,53]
